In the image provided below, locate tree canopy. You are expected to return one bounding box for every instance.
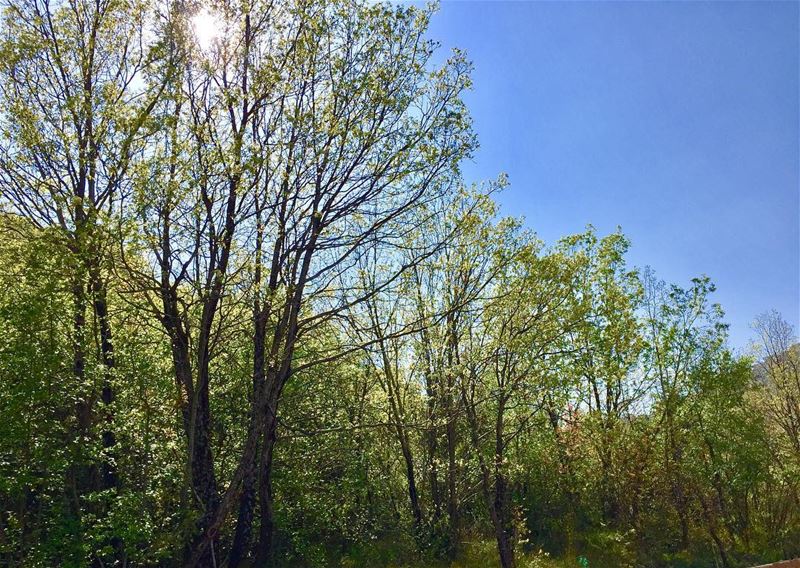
[0,1,797,567]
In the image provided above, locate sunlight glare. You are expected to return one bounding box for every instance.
[191,8,221,51]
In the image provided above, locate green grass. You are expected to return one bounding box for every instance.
[339,538,607,568]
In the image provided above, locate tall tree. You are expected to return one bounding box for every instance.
[562,229,645,525]
[642,270,728,552]
[0,0,164,559]
[461,235,582,568]
[126,1,476,564]
[407,187,507,554]
[753,311,800,457]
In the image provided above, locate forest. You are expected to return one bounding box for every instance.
[0,1,798,567]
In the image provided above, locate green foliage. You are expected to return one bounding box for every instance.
[0,1,796,567]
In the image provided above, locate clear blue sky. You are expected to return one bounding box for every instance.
[426,0,799,351]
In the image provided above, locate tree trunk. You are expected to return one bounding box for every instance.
[599,443,618,525]
[493,402,514,568]
[254,413,277,566]
[399,435,423,530]
[379,338,423,533]
[445,316,460,553]
[191,379,219,527]
[70,272,93,513]
[185,378,219,568]
[228,310,268,568]
[228,443,258,568]
[664,409,689,550]
[493,510,515,568]
[446,414,458,548]
[88,264,125,562]
[89,266,117,491]
[425,385,442,522]
[699,493,731,568]
[546,406,579,549]
[170,340,219,566]
[492,469,515,568]
[462,390,515,568]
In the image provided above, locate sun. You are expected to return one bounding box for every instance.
[191,8,221,51]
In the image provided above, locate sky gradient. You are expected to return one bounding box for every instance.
[426,0,799,351]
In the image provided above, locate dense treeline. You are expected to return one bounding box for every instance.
[0,1,797,567]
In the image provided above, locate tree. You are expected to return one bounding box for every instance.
[561,229,645,526]
[0,2,797,567]
[458,229,583,568]
[0,0,165,560]
[125,1,476,563]
[751,311,800,557]
[753,311,800,457]
[405,187,508,555]
[642,270,729,557]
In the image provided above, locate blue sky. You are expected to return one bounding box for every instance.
[426,0,799,351]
